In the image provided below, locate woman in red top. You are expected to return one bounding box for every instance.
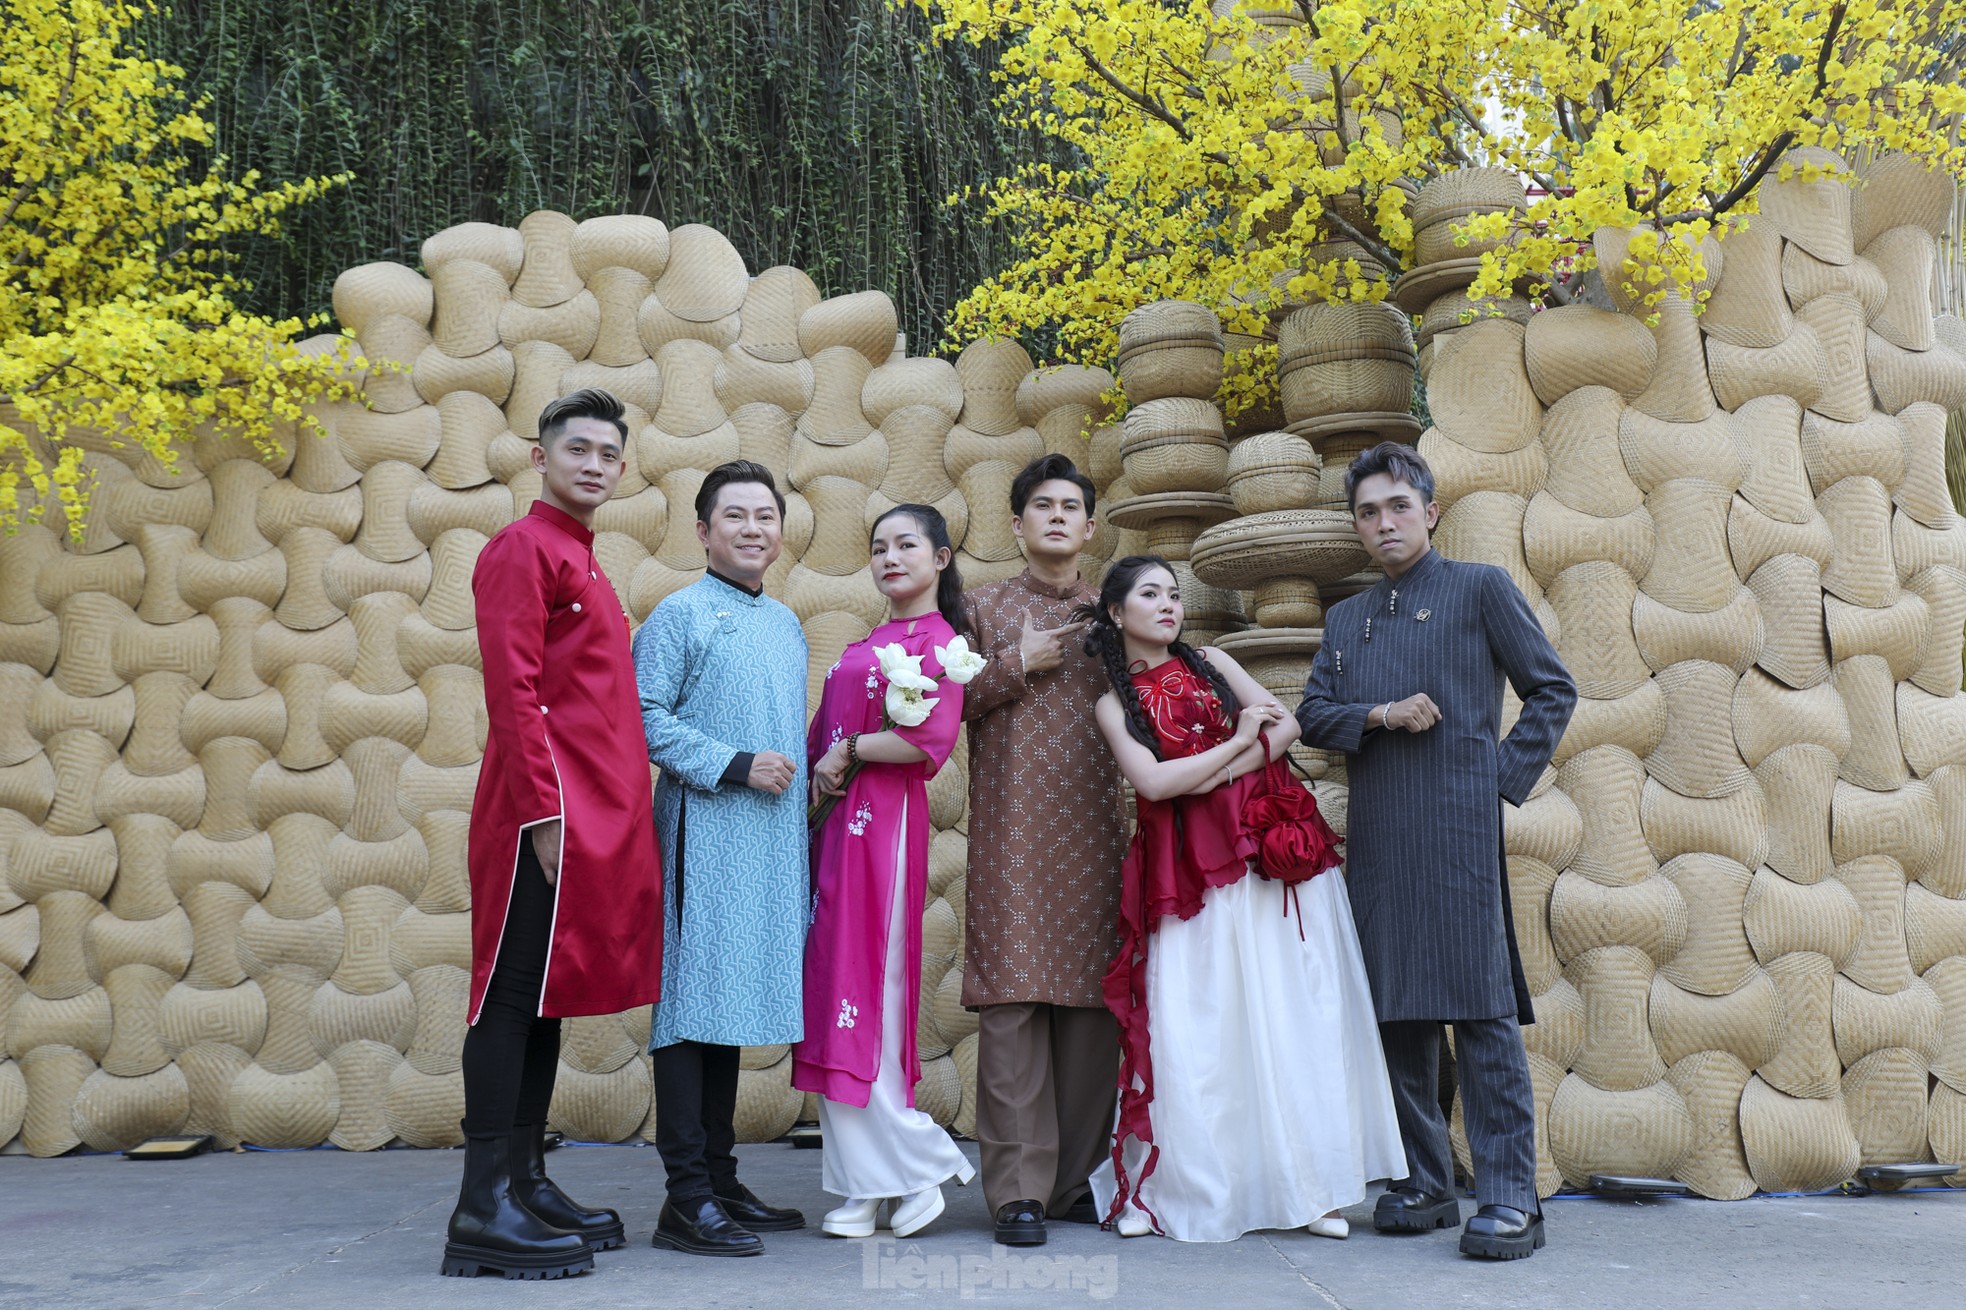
[1080,556,1406,1243]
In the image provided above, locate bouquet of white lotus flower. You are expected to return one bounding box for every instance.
[809,635,985,829]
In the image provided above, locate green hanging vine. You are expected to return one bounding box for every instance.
[142,0,1055,352]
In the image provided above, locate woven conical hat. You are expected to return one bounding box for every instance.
[1556,746,1657,887]
[1633,583,1762,675]
[386,1059,464,1148]
[1866,231,1937,360]
[1699,222,1791,348]
[1555,945,1670,1091]
[586,266,653,367]
[1619,408,1744,496]
[427,260,509,358]
[799,291,897,365]
[1781,243,1887,319]
[1423,321,1541,454]
[1643,767,1769,865]
[1652,968,1779,1067]
[1018,363,1113,427]
[1753,950,1845,1099]
[716,348,814,414]
[739,266,822,363]
[953,339,1033,436]
[865,357,965,427]
[638,293,739,354]
[356,314,434,415]
[510,210,583,309]
[1706,319,1826,413]
[1662,1050,1758,1199]
[1752,744,1838,885]
[1906,567,1966,699]
[1652,854,1763,1000]
[1867,317,1958,424]
[1852,152,1957,249]
[333,262,433,334]
[1824,590,1927,680]
[1833,855,1914,994]
[1842,1046,1934,1163]
[1638,478,1740,613]
[1793,296,1872,423]
[1758,147,1855,265]
[1629,299,1717,423]
[1817,477,1898,608]
[1548,868,1688,964]
[1537,386,1643,516]
[1523,493,1653,587]
[1524,304,1656,404]
[1645,659,1752,799]
[1744,553,1830,690]
[499,289,600,358]
[652,224,748,323]
[422,222,522,281]
[1420,427,1544,507]
[1545,560,1648,698]
[569,215,671,282]
[413,341,513,408]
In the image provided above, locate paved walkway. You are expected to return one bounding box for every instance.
[1,1140,1957,1308]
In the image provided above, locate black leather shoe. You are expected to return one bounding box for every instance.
[441,1136,595,1279]
[1372,1185,1461,1233]
[1055,1196,1100,1225]
[994,1199,1047,1246]
[510,1123,625,1250]
[1458,1204,1545,1260]
[650,1198,763,1257]
[714,1182,806,1232]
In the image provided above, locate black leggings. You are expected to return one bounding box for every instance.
[459,846,564,1140]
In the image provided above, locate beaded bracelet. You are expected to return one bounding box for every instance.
[846,733,861,766]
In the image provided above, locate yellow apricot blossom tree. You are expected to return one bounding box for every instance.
[0,0,359,533]
[909,0,1966,408]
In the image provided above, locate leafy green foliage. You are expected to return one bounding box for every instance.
[142,0,1055,350]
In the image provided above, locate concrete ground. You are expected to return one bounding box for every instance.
[0,1139,1958,1309]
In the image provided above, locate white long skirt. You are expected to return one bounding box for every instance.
[1090,868,1407,1242]
[818,796,974,1199]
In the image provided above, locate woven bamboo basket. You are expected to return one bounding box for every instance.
[1277,302,1415,424]
[1120,398,1229,494]
[1116,301,1225,404]
[1410,167,1528,266]
[1226,431,1321,516]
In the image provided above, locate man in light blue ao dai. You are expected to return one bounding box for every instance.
[633,460,811,1256]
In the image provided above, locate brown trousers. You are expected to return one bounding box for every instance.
[974,1002,1120,1216]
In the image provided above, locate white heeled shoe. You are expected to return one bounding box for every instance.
[1306,1214,1350,1239]
[822,1197,883,1238]
[890,1186,946,1238]
[1114,1205,1153,1238]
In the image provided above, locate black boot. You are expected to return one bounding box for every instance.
[510,1123,626,1251]
[713,1181,806,1232]
[994,1199,1047,1246]
[1458,1204,1545,1260]
[1372,1185,1461,1233]
[441,1136,595,1279]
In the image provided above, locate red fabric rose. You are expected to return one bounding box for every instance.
[1240,770,1342,885]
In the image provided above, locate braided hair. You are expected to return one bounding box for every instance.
[1075,554,1240,759]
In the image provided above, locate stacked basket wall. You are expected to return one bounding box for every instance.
[0,214,1111,1155]
[1416,152,1966,1197]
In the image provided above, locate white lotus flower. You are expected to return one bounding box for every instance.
[934,635,986,685]
[873,642,936,692]
[885,680,939,727]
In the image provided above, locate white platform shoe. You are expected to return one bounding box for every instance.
[889,1186,945,1238]
[1306,1213,1350,1239]
[821,1197,883,1238]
